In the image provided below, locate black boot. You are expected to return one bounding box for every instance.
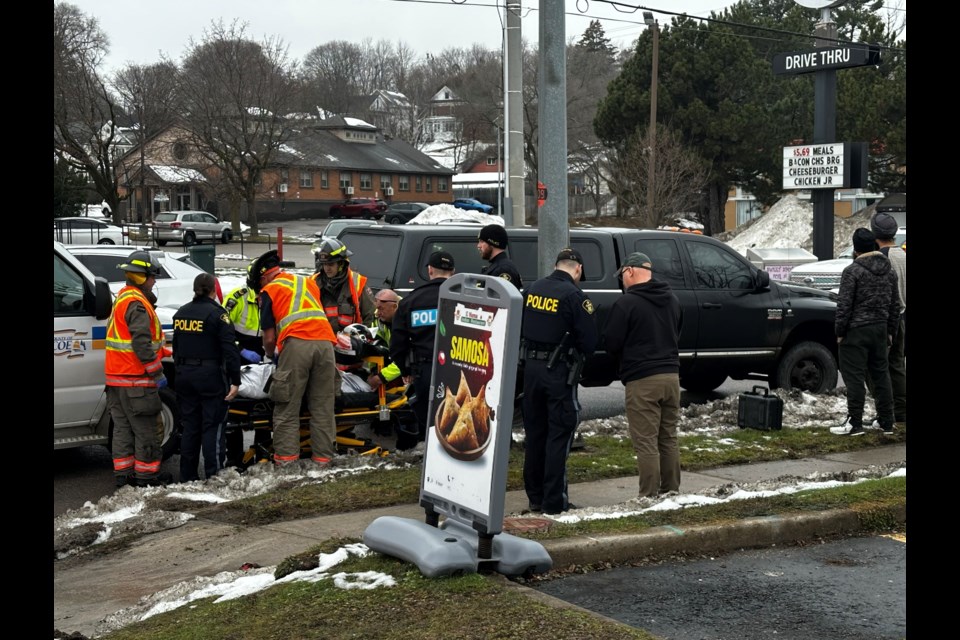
[132,471,174,487]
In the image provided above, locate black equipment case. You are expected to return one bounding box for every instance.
[737,386,783,431]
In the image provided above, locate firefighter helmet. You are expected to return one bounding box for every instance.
[119,250,160,276]
[314,238,353,265]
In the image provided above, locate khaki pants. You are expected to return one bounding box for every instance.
[624,373,681,498]
[269,337,338,462]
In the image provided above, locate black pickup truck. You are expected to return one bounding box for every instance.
[337,224,840,393]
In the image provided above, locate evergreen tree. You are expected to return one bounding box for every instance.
[54,157,88,219]
[577,19,617,61]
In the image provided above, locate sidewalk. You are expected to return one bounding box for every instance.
[53,443,905,637]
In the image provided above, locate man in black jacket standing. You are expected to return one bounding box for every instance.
[390,251,455,450]
[477,224,522,290]
[604,252,683,501]
[830,228,900,436]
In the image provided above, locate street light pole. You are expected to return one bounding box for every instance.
[644,12,659,223]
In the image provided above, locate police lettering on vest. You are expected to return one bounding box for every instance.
[174,318,205,332]
[410,308,438,327]
[525,294,560,313]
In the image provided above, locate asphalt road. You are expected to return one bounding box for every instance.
[535,534,906,639]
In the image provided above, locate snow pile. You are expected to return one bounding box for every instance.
[719,194,883,257]
[407,204,504,226]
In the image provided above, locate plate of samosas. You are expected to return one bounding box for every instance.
[434,370,494,461]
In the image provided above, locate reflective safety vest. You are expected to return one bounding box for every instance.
[105,285,165,387]
[263,272,336,352]
[323,269,368,331]
[224,286,260,337]
[370,318,401,382]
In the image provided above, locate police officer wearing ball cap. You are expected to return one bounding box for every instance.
[105,250,172,488]
[173,272,242,482]
[520,248,598,515]
[390,251,456,450]
[253,249,340,465]
[477,224,522,290]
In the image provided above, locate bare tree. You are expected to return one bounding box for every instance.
[112,61,182,222]
[607,126,708,227]
[178,20,300,236]
[53,2,126,223]
[301,40,364,114]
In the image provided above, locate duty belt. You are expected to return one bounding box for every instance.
[176,357,220,366]
[523,348,553,361]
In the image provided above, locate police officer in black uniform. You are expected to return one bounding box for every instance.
[520,248,598,515]
[477,224,522,290]
[390,251,455,450]
[173,272,242,481]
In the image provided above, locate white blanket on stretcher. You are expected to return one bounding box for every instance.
[239,364,372,399]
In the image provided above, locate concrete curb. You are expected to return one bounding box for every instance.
[542,504,907,569]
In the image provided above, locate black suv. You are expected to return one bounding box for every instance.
[338,224,840,393]
[383,202,430,225]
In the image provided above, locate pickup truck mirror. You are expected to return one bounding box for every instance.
[754,269,771,291]
[93,276,112,320]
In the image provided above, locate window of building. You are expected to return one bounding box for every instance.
[320,170,329,189]
[486,156,497,166]
[339,171,352,189]
[300,171,313,188]
[438,176,448,192]
[424,177,432,192]
[280,169,289,183]
[399,175,410,191]
[360,173,372,190]
[380,176,392,192]
[173,141,188,161]
[415,176,422,192]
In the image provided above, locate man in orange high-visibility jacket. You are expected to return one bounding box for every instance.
[252,249,339,465]
[105,251,173,488]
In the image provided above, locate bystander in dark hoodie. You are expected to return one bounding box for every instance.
[831,228,901,437]
[605,252,683,499]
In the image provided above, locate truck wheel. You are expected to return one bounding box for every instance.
[159,387,182,460]
[772,341,838,393]
[183,231,197,247]
[221,229,232,244]
[679,371,728,393]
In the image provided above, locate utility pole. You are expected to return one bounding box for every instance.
[537,0,567,277]
[643,12,659,223]
[504,0,524,227]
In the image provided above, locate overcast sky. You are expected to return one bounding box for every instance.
[70,0,749,75]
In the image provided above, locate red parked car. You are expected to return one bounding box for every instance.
[329,198,387,220]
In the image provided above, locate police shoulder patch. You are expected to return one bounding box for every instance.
[220,313,231,324]
[582,299,595,314]
[500,273,512,282]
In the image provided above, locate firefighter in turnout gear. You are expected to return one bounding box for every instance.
[105,250,172,488]
[520,248,598,515]
[313,238,376,334]
[173,272,242,482]
[254,249,340,465]
[222,261,265,364]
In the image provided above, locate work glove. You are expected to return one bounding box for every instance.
[240,348,262,363]
[155,374,168,389]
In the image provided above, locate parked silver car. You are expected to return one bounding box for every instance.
[53,217,127,245]
[129,210,248,246]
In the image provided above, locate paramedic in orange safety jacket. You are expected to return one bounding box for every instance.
[254,249,339,466]
[105,250,173,488]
